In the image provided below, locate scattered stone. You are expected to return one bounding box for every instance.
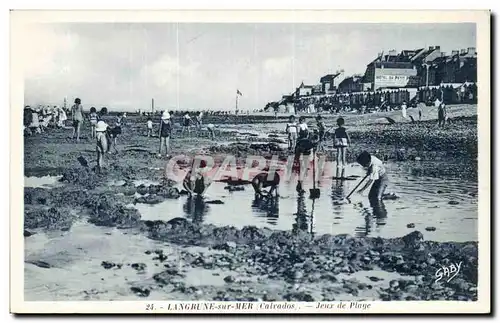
[130,287,150,297]
[406,223,415,228]
[131,263,147,271]
[368,276,383,282]
[224,275,236,283]
[206,200,224,204]
[448,201,460,205]
[24,230,34,237]
[101,261,119,269]
[27,260,51,269]
[425,227,437,232]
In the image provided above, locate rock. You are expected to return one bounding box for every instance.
[389,280,399,289]
[130,287,150,297]
[448,201,460,205]
[368,276,383,282]
[131,263,147,271]
[27,260,51,269]
[425,226,437,232]
[206,200,224,204]
[406,223,415,228]
[224,275,236,283]
[402,231,424,248]
[101,261,118,269]
[437,190,444,194]
[284,292,315,302]
[24,230,34,237]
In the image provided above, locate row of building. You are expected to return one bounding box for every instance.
[275,45,477,106]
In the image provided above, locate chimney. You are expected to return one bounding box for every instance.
[468,47,476,54]
[452,50,459,56]
[388,49,397,56]
[435,46,440,50]
[429,46,434,51]
[460,49,466,54]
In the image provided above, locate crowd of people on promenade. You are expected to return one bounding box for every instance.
[279,84,477,115]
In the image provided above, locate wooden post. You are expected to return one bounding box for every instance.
[152,98,155,114]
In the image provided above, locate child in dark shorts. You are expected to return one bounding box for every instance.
[356,151,388,203]
[158,111,172,157]
[334,117,351,168]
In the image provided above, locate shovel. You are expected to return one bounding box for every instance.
[309,148,320,199]
[334,173,369,205]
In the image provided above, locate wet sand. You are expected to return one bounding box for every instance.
[23,105,478,301]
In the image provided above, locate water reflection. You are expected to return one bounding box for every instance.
[183,196,209,224]
[251,196,280,225]
[354,200,389,238]
[293,191,314,235]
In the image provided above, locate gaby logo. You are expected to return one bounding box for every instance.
[435,261,462,283]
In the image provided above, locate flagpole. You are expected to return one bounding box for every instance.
[235,94,238,114]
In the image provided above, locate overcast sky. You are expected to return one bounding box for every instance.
[23,23,476,112]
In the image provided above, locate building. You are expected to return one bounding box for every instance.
[319,73,341,95]
[295,82,314,97]
[363,59,418,91]
[338,75,364,93]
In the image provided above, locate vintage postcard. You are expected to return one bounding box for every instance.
[10,10,490,314]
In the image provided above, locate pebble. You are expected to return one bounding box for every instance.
[389,280,399,289]
[406,223,416,228]
[425,227,437,232]
[131,263,147,271]
[23,230,33,237]
[224,275,236,283]
[130,287,150,297]
[448,201,460,205]
[368,276,383,282]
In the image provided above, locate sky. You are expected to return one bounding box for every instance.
[23,23,476,112]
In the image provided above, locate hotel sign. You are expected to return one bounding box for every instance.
[374,74,411,88]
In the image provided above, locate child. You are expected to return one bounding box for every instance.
[356,151,388,203]
[206,123,215,140]
[285,115,298,151]
[195,111,203,131]
[315,115,326,151]
[294,133,320,193]
[251,171,280,199]
[71,98,84,142]
[297,116,309,140]
[182,113,192,136]
[89,107,98,139]
[147,117,153,137]
[95,121,109,173]
[183,160,211,197]
[158,111,172,157]
[334,117,351,168]
[438,103,447,127]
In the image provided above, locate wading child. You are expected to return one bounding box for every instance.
[95,121,109,173]
[356,151,388,203]
[334,117,351,168]
[146,117,153,137]
[158,111,172,157]
[285,115,298,151]
[294,133,320,193]
[315,115,326,152]
[252,171,280,199]
[183,160,211,197]
[89,107,98,139]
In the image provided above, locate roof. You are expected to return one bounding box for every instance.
[373,61,414,69]
[320,73,341,82]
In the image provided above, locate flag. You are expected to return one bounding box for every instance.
[237,89,243,96]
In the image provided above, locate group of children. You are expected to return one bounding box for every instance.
[285,114,351,169]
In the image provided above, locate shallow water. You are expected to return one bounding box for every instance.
[24,175,63,189]
[135,163,477,242]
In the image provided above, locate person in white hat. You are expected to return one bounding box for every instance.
[158,111,172,157]
[95,120,109,173]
